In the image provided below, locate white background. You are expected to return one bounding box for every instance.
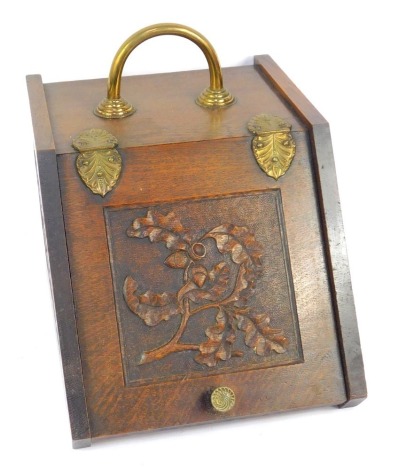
[1,0,397,468]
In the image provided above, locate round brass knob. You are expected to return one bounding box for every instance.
[210,387,235,413]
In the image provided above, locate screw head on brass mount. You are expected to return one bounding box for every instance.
[94,23,235,119]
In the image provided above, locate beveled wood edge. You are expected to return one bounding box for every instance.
[255,55,367,406]
[26,75,55,152]
[26,75,92,447]
[254,55,328,127]
[310,125,367,407]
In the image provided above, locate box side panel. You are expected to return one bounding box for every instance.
[311,124,367,407]
[26,75,91,446]
[255,55,367,405]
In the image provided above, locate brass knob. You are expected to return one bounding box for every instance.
[210,387,236,413]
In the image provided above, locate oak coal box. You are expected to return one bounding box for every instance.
[27,23,366,448]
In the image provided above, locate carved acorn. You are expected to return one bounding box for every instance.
[192,265,208,288]
[189,242,207,260]
[164,251,190,269]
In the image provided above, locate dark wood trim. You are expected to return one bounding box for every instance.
[26,75,92,447]
[310,124,367,407]
[254,55,367,406]
[26,75,55,152]
[254,55,328,127]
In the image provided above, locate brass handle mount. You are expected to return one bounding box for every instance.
[94,23,235,119]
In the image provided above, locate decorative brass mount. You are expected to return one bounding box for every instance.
[94,23,235,119]
[248,114,296,180]
[72,129,122,197]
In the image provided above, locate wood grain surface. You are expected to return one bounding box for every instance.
[58,134,346,438]
[43,65,306,155]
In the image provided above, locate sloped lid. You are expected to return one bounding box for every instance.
[43,64,307,155]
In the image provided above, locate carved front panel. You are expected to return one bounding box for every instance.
[105,191,302,386]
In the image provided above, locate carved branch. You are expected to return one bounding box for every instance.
[140,298,192,364]
[190,264,248,315]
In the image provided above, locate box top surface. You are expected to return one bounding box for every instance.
[42,65,307,155]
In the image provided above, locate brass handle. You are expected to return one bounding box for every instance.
[94,23,235,119]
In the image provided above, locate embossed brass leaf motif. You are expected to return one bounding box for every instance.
[123,210,288,367]
[248,114,296,180]
[72,129,122,197]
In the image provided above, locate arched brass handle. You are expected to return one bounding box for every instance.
[94,23,235,119]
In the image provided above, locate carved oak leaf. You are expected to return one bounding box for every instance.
[212,263,254,309]
[226,264,249,303]
[184,263,253,309]
[139,290,176,306]
[195,309,237,367]
[127,210,191,251]
[235,312,288,355]
[204,224,263,268]
[123,276,181,326]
